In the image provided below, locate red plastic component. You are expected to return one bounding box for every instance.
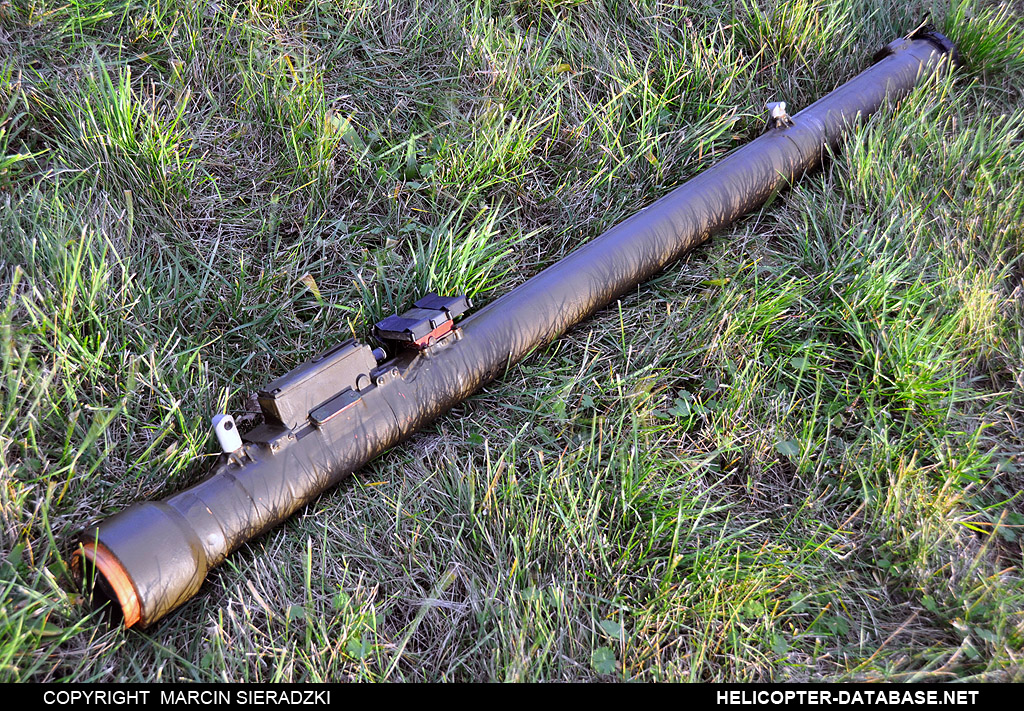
[411,320,455,349]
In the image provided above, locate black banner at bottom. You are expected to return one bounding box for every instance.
[34,683,1002,705]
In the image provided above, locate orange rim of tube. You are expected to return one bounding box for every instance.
[76,542,142,628]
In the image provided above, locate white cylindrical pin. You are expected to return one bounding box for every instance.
[212,414,243,454]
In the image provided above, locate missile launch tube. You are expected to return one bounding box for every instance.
[75,31,957,628]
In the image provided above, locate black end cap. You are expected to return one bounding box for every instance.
[915,29,962,69]
[873,25,961,69]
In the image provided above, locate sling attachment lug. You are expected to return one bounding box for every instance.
[764,101,794,131]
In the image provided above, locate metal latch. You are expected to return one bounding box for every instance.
[374,293,471,350]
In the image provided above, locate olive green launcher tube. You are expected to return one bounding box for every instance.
[76,32,957,628]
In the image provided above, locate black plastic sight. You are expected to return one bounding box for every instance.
[374,293,471,349]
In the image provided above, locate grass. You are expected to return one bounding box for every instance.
[1,0,1023,682]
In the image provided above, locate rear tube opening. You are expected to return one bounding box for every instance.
[73,542,141,628]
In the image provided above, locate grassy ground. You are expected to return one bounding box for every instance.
[1,0,1023,682]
